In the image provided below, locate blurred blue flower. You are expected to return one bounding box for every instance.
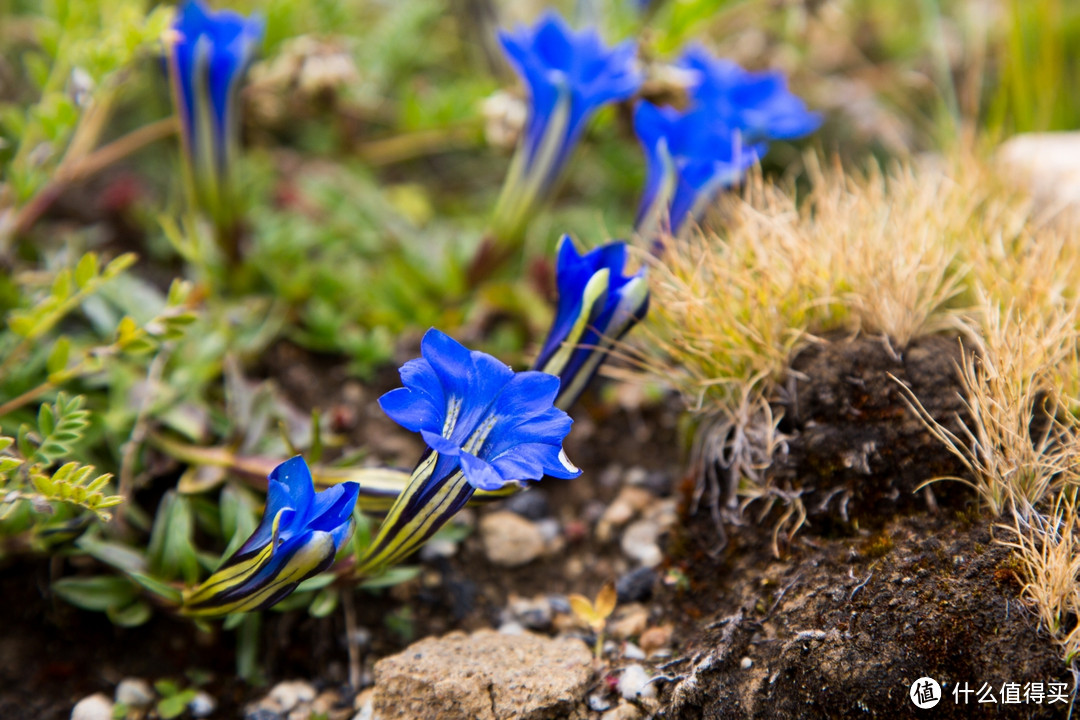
[182,456,359,617]
[533,236,649,409]
[634,47,820,238]
[492,10,641,243]
[634,101,764,237]
[679,46,822,143]
[167,0,263,229]
[380,329,581,492]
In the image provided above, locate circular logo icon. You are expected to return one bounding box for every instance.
[910,677,942,709]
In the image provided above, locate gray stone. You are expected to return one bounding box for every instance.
[114,678,154,709]
[479,511,545,567]
[373,629,593,720]
[501,488,551,520]
[616,567,657,603]
[189,691,217,718]
[621,520,663,567]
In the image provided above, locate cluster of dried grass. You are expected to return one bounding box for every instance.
[634,150,1080,666]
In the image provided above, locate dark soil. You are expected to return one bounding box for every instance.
[660,335,1073,719]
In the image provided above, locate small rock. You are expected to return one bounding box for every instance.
[615,567,657,604]
[498,621,526,635]
[644,498,679,530]
[623,642,646,660]
[245,709,281,720]
[353,687,375,711]
[597,487,656,541]
[611,605,649,640]
[114,678,154,709]
[504,595,553,630]
[268,680,316,713]
[352,687,374,720]
[601,701,644,720]
[740,656,754,669]
[72,694,113,720]
[640,470,673,496]
[372,629,593,720]
[502,489,551,520]
[479,511,545,567]
[418,537,458,560]
[998,132,1080,213]
[189,691,216,718]
[587,692,614,711]
[621,520,663,567]
[618,664,656,700]
[624,467,648,487]
[311,690,339,716]
[639,625,673,656]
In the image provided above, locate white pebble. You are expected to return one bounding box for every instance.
[617,664,656,700]
[71,694,113,720]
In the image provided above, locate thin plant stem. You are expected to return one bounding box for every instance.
[10,117,179,237]
[342,588,362,690]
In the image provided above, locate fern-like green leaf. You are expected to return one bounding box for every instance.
[33,393,90,464]
[29,461,122,521]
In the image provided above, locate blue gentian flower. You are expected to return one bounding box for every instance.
[380,329,580,491]
[634,47,820,238]
[492,10,641,243]
[679,46,822,143]
[182,456,359,617]
[167,0,263,230]
[533,236,649,409]
[354,329,579,574]
[634,101,764,237]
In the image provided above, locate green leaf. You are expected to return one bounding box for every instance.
[77,536,148,575]
[309,587,339,618]
[104,253,137,278]
[38,403,56,438]
[294,572,337,593]
[156,689,197,720]
[147,492,200,584]
[74,253,99,288]
[127,572,183,603]
[46,337,71,375]
[51,269,72,300]
[107,600,152,627]
[52,576,137,612]
[359,565,422,590]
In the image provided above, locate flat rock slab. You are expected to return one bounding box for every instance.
[373,629,593,720]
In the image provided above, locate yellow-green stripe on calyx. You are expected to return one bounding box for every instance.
[180,456,358,617]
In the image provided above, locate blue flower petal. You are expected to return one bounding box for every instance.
[459,452,507,492]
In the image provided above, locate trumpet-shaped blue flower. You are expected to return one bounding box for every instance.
[380,329,580,491]
[679,46,822,143]
[492,10,641,243]
[167,0,263,231]
[634,101,764,237]
[533,236,650,409]
[354,330,580,574]
[182,457,358,617]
